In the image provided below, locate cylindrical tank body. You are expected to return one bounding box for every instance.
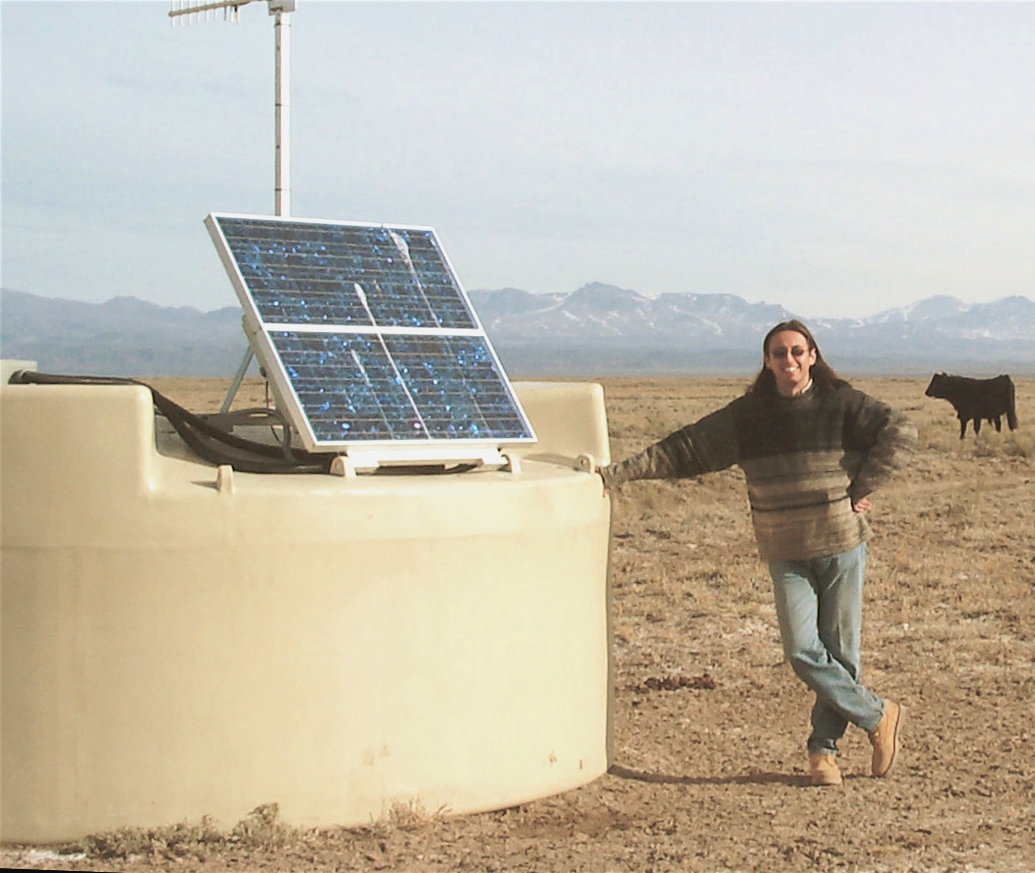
[0,378,612,842]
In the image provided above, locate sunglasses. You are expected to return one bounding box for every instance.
[767,345,810,359]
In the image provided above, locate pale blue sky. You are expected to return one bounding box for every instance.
[2,1,1033,319]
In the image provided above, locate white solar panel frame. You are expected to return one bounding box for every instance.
[205,212,536,458]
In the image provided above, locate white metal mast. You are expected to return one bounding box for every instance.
[169,0,295,217]
[273,2,291,217]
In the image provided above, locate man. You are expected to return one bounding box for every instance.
[599,320,916,786]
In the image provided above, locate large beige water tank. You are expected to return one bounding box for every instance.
[0,373,613,843]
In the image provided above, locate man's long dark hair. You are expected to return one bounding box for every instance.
[747,319,849,399]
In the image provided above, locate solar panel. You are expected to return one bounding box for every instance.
[205,213,535,465]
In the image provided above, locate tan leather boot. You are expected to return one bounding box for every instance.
[809,753,842,786]
[869,700,903,777]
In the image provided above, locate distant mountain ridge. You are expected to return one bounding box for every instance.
[0,289,246,377]
[468,283,1035,376]
[2,285,1033,378]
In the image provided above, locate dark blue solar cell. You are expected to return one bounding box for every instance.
[385,335,533,441]
[219,220,374,326]
[270,332,424,442]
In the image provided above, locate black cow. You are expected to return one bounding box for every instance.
[925,372,1019,439]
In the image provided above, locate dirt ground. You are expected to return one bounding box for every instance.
[4,375,1034,873]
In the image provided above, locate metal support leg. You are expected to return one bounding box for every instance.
[221,347,255,414]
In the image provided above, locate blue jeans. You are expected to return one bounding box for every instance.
[769,543,885,755]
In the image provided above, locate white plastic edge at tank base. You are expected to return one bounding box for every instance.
[0,368,614,843]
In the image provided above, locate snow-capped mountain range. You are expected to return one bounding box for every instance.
[2,285,1033,377]
[468,284,1035,375]
[469,283,1035,343]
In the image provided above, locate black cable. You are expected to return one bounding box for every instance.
[7,370,332,474]
[8,370,491,476]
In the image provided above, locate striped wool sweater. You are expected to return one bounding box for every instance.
[600,383,916,562]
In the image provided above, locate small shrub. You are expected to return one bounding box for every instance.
[77,803,296,862]
[80,827,151,860]
[385,798,443,831]
[229,802,292,848]
[79,814,224,861]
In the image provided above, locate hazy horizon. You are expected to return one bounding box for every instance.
[2,283,1032,324]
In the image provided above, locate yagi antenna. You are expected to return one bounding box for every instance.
[169,0,296,217]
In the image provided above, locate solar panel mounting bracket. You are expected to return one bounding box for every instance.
[340,446,509,474]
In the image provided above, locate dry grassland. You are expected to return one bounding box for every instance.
[4,375,1034,873]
